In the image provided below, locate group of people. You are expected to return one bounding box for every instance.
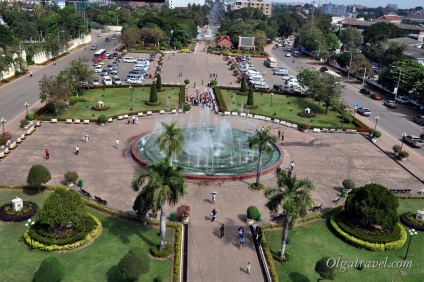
[128,115,139,125]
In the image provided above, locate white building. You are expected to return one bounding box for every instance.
[56,0,66,9]
[167,0,205,8]
[322,2,346,16]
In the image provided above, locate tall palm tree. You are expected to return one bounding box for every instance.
[264,173,316,258]
[158,121,184,166]
[247,128,278,187]
[132,159,187,250]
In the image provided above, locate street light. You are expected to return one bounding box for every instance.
[24,102,29,116]
[393,66,402,100]
[400,132,407,151]
[373,116,380,135]
[404,229,418,260]
[345,51,353,81]
[25,219,35,251]
[270,92,274,107]
[0,118,5,134]
[129,85,134,101]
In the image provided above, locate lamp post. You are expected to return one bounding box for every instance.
[373,116,379,135]
[400,133,407,151]
[404,229,418,260]
[270,92,274,107]
[129,86,133,101]
[345,51,353,81]
[24,102,29,116]
[393,66,402,100]
[0,118,5,134]
[25,219,35,251]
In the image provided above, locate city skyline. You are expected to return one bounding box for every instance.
[280,1,423,10]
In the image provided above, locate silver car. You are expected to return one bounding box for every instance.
[112,76,122,85]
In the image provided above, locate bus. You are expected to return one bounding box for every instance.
[93,49,106,62]
[323,70,342,81]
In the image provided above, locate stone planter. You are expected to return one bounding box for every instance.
[67,182,75,187]
[182,217,189,224]
[246,218,254,225]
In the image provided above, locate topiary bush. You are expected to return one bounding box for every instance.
[149,83,158,103]
[247,87,254,106]
[240,76,247,92]
[342,179,356,190]
[210,80,217,86]
[118,247,150,281]
[25,113,34,121]
[20,119,29,126]
[373,130,382,138]
[247,206,260,220]
[184,79,190,85]
[398,151,409,159]
[183,104,191,112]
[98,114,108,124]
[64,171,79,183]
[315,257,335,280]
[27,164,51,192]
[33,256,65,282]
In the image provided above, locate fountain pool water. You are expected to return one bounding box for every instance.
[131,121,283,181]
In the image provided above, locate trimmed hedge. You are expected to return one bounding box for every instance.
[24,214,102,251]
[0,201,38,222]
[261,232,279,282]
[329,214,407,252]
[213,86,228,112]
[400,212,424,231]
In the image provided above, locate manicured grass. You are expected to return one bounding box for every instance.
[265,200,424,282]
[45,86,181,120]
[0,189,172,282]
[221,89,351,129]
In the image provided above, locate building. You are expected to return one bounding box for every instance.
[387,38,424,65]
[65,0,90,12]
[56,0,66,9]
[322,2,347,16]
[167,0,205,8]
[217,35,232,49]
[374,12,401,24]
[405,10,424,24]
[232,0,272,17]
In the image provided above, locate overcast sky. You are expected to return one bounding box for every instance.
[285,1,423,10]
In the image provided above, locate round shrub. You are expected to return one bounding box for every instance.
[184,79,190,85]
[249,183,265,191]
[64,171,79,183]
[33,256,65,282]
[247,206,260,220]
[183,104,191,112]
[0,201,38,222]
[91,104,110,111]
[301,123,310,131]
[150,243,173,258]
[25,114,34,121]
[69,96,78,106]
[342,112,353,123]
[45,102,55,113]
[20,119,29,126]
[230,64,236,70]
[373,131,382,138]
[342,179,356,190]
[210,80,218,86]
[0,132,12,146]
[27,164,51,189]
[118,247,150,281]
[398,151,409,159]
[392,145,401,154]
[315,257,335,280]
[98,114,108,124]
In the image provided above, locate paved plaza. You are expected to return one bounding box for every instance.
[0,41,423,282]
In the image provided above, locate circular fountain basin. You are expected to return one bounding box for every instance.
[131,126,283,181]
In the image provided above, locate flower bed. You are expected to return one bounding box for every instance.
[0,201,38,222]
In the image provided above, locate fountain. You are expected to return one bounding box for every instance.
[131,112,283,181]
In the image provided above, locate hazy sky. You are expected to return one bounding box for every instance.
[291,1,423,10]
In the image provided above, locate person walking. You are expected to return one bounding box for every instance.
[45,148,50,160]
[75,145,79,155]
[211,192,217,203]
[287,169,292,178]
[239,235,245,249]
[290,161,295,171]
[220,224,225,238]
[210,208,217,222]
[281,131,285,141]
[278,129,281,138]
[246,262,251,274]
[115,139,120,149]
[238,226,244,237]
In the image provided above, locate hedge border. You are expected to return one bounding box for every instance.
[0,201,38,222]
[400,212,424,231]
[261,232,279,282]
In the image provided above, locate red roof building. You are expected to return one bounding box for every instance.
[375,13,402,24]
[217,35,232,49]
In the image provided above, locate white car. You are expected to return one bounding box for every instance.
[395,96,409,104]
[102,76,112,85]
[123,57,136,63]
[95,66,103,73]
[127,77,143,84]
[106,52,111,57]
[91,45,97,50]
[112,76,122,85]
[274,69,288,76]
[92,78,100,86]
[285,52,291,57]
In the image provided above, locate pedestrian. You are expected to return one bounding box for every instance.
[278,129,281,138]
[287,169,292,178]
[216,74,218,79]
[135,116,139,125]
[127,116,131,124]
[220,224,225,238]
[194,82,197,87]
[239,235,245,249]
[75,145,79,155]
[247,262,251,274]
[290,161,295,171]
[210,208,217,222]
[293,60,295,63]
[238,226,244,237]
[29,72,33,77]
[84,133,89,142]
[45,148,49,159]
[202,79,204,85]
[281,131,285,141]
[210,73,212,78]
[132,115,136,124]
[211,192,217,203]
[115,139,120,149]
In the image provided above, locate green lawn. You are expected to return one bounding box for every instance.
[45,86,181,120]
[0,189,172,282]
[266,200,424,282]
[221,89,350,129]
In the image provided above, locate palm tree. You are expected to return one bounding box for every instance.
[264,173,316,258]
[158,122,184,166]
[132,159,187,250]
[247,128,278,187]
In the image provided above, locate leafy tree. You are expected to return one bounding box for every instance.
[120,26,141,48]
[339,27,363,51]
[240,76,247,92]
[0,24,14,54]
[36,187,87,229]
[39,72,74,112]
[33,256,65,282]
[349,53,374,77]
[325,33,340,50]
[264,173,316,258]
[248,128,278,187]
[363,22,407,44]
[140,27,165,44]
[149,83,158,103]
[254,30,267,51]
[172,23,191,46]
[315,257,335,280]
[132,159,187,251]
[157,121,184,166]
[156,73,162,90]
[320,74,345,113]
[274,12,299,37]
[118,247,149,281]
[345,183,399,229]
[27,164,51,192]
[247,87,254,106]
[296,68,323,100]
[382,42,406,67]
[67,59,95,95]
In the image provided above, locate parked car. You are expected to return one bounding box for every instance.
[253,82,270,89]
[101,69,109,76]
[95,66,103,73]
[110,67,118,75]
[106,64,114,71]
[285,52,291,57]
[359,88,371,95]
[102,76,112,85]
[123,57,136,63]
[91,45,97,50]
[273,84,283,91]
[92,61,98,67]
[105,37,110,42]
[112,76,122,85]
[108,54,114,59]
[294,51,299,57]
[383,100,396,108]
[404,135,424,148]
[92,77,99,86]
[412,116,424,125]
[370,94,382,100]
[274,69,288,76]
[395,96,409,104]
[357,107,371,116]
[113,52,119,57]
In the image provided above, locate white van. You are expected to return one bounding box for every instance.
[95,65,103,73]
[134,64,149,71]
[248,75,264,82]
[123,57,136,63]
[246,70,261,77]
[264,57,277,68]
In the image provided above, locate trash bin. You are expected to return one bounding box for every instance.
[78,179,84,188]
[170,212,175,221]
[341,189,346,198]
[257,213,262,222]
